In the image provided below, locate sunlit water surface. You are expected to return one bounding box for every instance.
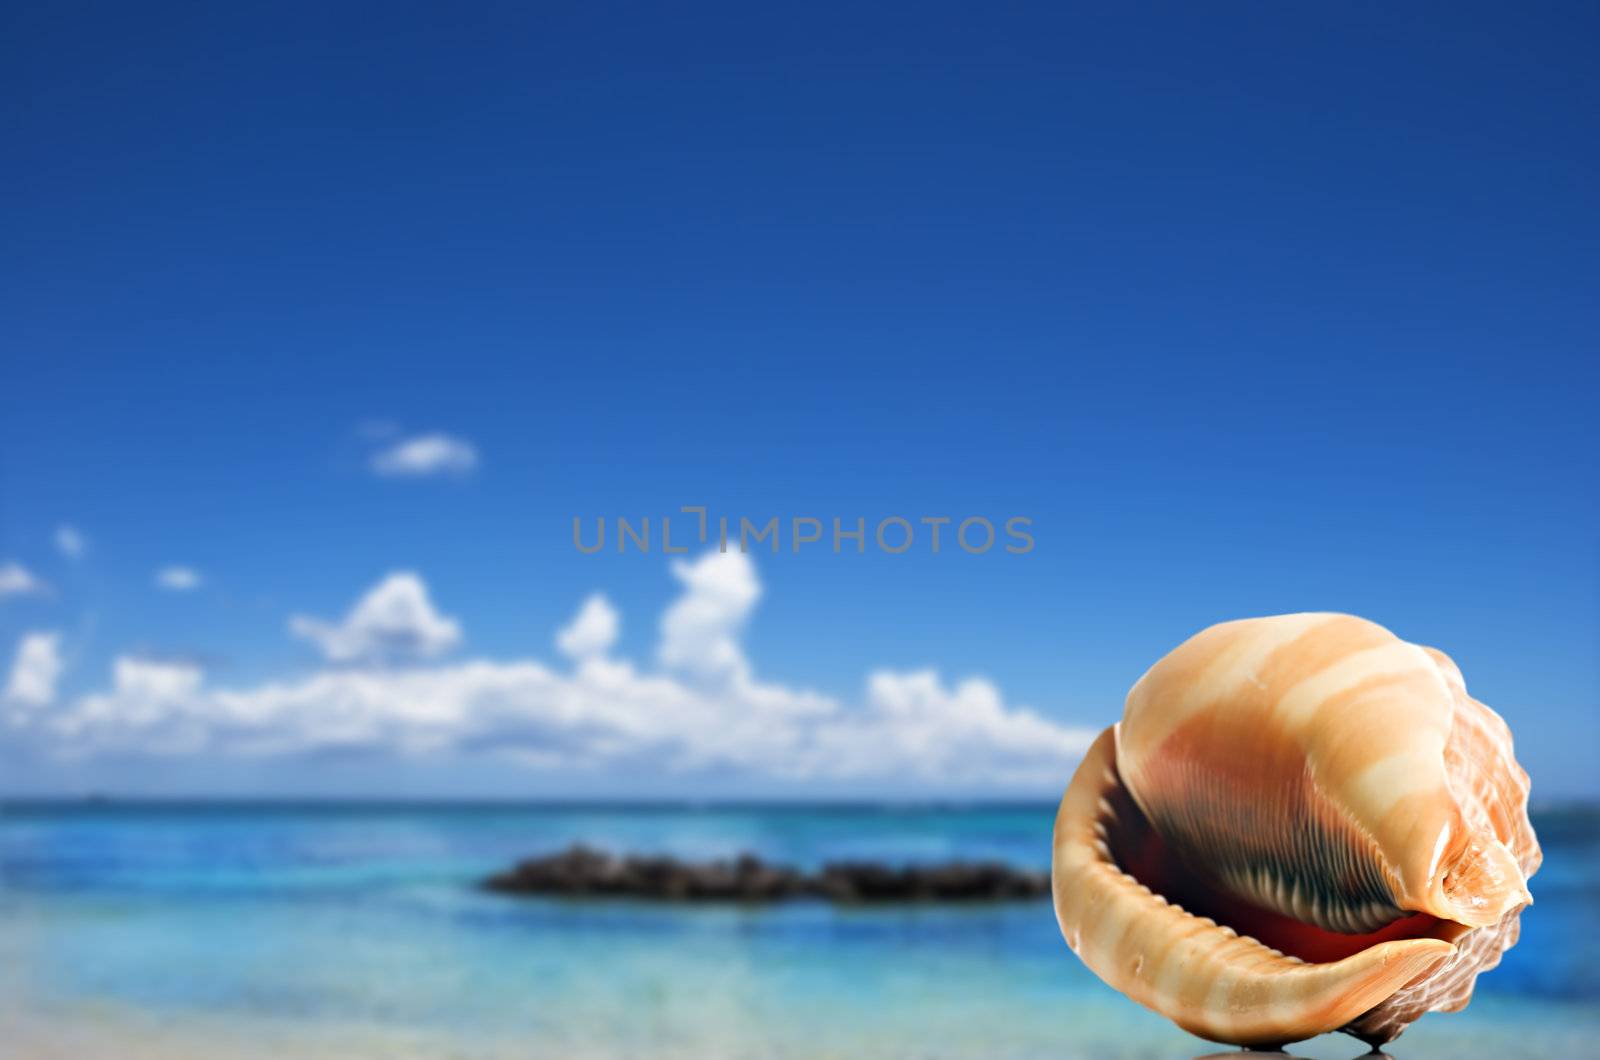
[1,803,1595,1059]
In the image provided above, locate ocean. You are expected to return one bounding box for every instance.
[1,802,1595,1059]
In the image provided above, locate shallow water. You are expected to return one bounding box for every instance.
[1,802,1595,1058]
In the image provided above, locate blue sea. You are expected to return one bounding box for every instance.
[1,802,1595,1059]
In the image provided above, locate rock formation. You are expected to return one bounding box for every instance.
[483,844,1048,904]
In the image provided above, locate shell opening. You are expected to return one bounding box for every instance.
[1097,765,1461,965]
[1054,727,1458,1049]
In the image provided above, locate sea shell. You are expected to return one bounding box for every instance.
[1051,613,1540,1048]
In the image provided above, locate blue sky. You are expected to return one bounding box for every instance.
[2,2,1596,798]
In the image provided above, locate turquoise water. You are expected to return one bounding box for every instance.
[1,802,1595,1059]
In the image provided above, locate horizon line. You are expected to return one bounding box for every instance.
[1,794,1595,813]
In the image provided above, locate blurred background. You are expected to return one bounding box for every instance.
[2,2,1596,1057]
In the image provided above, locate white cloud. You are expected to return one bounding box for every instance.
[4,632,63,712]
[52,657,206,751]
[370,432,478,477]
[55,525,87,560]
[556,594,620,660]
[0,562,48,600]
[114,656,204,700]
[658,551,759,682]
[800,671,1092,785]
[37,554,1096,790]
[155,566,203,592]
[290,572,463,664]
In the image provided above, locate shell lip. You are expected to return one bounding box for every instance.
[1419,833,1533,929]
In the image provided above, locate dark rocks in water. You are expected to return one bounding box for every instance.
[485,845,807,901]
[483,844,1049,904]
[810,860,1050,903]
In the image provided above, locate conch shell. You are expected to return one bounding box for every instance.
[1051,613,1539,1048]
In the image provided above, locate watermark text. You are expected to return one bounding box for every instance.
[573,507,1033,555]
